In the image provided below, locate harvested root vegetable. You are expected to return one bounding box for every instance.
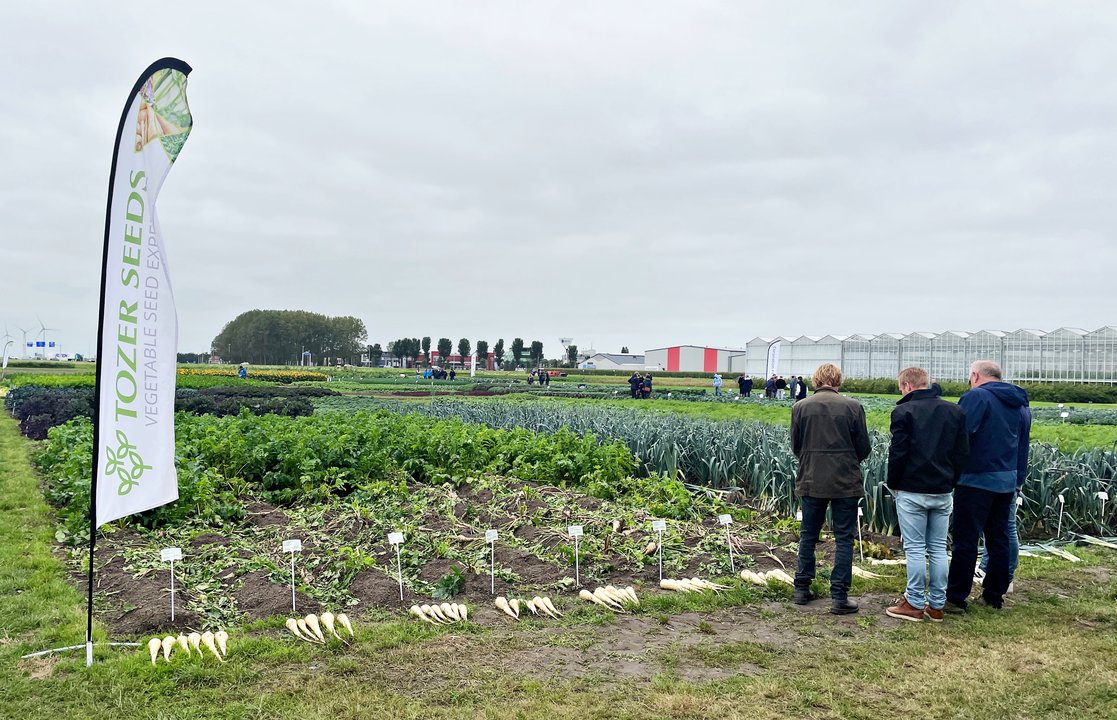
[297,618,319,641]
[740,569,767,586]
[188,632,202,653]
[202,631,224,662]
[643,541,658,555]
[660,578,707,593]
[509,599,521,618]
[688,578,731,591]
[580,588,615,610]
[305,614,326,643]
[410,605,432,623]
[286,618,307,641]
[161,635,175,662]
[420,604,444,623]
[541,597,562,617]
[592,587,626,611]
[336,613,354,638]
[440,603,460,622]
[764,569,795,586]
[215,630,229,657]
[147,637,162,665]
[458,604,468,622]
[851,566,881,579]
[495,596,518,620]
[525,597,539,615]
[622,586,640,605]
[321,611,342,640]
[176,634,191,656]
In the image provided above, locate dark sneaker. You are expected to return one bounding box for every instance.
[885,597,924,622]
[943,601,967,615]
[792,590,816,605]
[972,595,1003,610]
[923,606,945,623]
[831,598,859,615]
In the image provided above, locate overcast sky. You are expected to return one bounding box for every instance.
[2,1,1115,359]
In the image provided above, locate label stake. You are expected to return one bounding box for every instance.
[568,525,583,586]
[718,514,735,572]
[282,539,302,612]
[388,532,405,602]
[652,520,666,582]
[856,507,865,563]
[1057,494,1066,538]
[486,530,498,595]
[160,547,182,621]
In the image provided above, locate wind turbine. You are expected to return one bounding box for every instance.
[36,315,60,359]
[18,325,33,359]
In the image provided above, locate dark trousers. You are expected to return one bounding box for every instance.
[947,485,1014,609]
[795,495,858,600]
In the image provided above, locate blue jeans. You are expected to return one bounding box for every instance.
[980,499,1019,580]
[895,491,953,610]
[795,495,859,600]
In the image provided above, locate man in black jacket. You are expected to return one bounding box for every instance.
[885,367,969,622]
[791,363,872,614]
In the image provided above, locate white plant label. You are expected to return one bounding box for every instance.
[795,510,803,522]
[282,539,302,553]
[1098,492,1110,501]
[857,507,864,517]
[160,547,182,562]
[568,525,584,537]
[388,532,405,546]
[1058,494,1066,504]
[718,514,732,526]
[651,519,667,532]
[1016,495,1024,506]
[485,530,499,543]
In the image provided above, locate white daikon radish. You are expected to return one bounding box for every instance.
[188,631,202,653]
[525,597,539,615]
[531,596,551,617]
[409,604,430,623]
[202,631,225,662]
[623,586,640,605]
[457,604,469,622]
[509,599,521,618]
[851,566,881,579]
[147,637,162,665]
[495,596,518,620]
[421,604,444,623]
[541,597,562,617]
[286,618,307,641]
[305,614,326,642]
[321,611,342,640]
[440,602,460,622]
[603,586,629,604]
[764,569,795,586]
[740,569,767,586]
[215,630,229,657]
[336,613,354,638]
[176,634,191,656]
[161,635,175,662]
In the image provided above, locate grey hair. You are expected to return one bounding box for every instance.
[970,360,1002,379]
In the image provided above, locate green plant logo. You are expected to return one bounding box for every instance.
[104,429,150,496]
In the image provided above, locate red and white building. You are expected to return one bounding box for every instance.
[644,345,745,373]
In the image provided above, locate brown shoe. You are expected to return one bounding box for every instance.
[885,597,924,622]
[923,606,945,623]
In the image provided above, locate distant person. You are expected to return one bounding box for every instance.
[776,375,788,399]
[791,363,871,615]
[796,376,808,401]
[789,375,799,400]
[712,373,723,396]
[885,367,969,623]
[765,374,777,398]
[642,373,653,399]
[237,365,247,379]
[629,372,642,398]
[945,360,1031,613]
[737,374,752,397]
[449,368,456,381]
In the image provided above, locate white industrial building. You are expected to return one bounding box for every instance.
[578,353,646,371]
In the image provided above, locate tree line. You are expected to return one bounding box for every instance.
[381,337,578,368]
[210,310,368,365]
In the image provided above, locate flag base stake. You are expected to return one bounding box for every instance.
[21,642,140,662]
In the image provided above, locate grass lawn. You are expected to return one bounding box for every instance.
[3,414,1116,719]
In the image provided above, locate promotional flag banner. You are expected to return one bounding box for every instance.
[765,340,781,379]
[94,59,192,528]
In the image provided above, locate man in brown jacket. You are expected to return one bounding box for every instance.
[791,363,872,614]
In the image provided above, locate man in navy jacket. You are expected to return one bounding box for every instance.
[946,360,1031,612]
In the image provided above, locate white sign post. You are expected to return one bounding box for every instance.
[856,507,865,563]
[1057,494,1066,538]
[282,539,302,613]
[388,532,405,602]
[652,520,667,582]
[160,547,182,621]
[1098,492,1109,524]
[486,529,499,595]
[568,525,584,586]
[718,514,735,572]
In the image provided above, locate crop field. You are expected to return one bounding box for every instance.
[3,369,1117,719]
